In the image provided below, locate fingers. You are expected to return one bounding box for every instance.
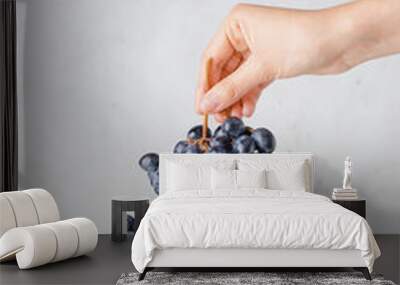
[195,26,235,114]
[212,54,243,121]
[242,89,262,117]
[200,56,269,114]
[214,112,229,123]
[230,101,243,118]
[213,87,261,122]
[222,52,242,76]
[212,53,243,120]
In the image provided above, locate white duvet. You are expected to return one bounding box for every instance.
[131,190,380,273]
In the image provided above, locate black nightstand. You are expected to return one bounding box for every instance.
[332,199,366,218]
[111,195,150,242]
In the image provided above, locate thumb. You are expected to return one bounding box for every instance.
[200,56,270,114]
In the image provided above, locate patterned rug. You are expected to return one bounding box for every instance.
[116,271,396,285]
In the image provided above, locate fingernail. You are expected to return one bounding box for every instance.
[200,96,218,112]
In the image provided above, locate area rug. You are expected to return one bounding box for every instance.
[116,272,396,285]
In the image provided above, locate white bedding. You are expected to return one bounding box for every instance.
[131,190,380,273]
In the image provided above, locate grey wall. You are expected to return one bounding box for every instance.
[17,0,400,234]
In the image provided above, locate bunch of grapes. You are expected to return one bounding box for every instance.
[138,153,160,194]
[139,117,276,195]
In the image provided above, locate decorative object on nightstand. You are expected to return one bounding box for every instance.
[332,199,366,218]
[112,195,149,242]
[332,156,358,200]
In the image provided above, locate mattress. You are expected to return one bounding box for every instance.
[131,189,380,273]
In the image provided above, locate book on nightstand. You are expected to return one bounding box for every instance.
[332,188,358,200]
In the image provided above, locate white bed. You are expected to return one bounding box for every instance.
[131,153,380,280]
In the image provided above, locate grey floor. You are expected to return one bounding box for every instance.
[0,235,133,285]
[0,235,399,285]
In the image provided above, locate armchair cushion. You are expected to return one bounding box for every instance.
[0,218,98,269]
[0,189,60,236]
[0,189,97,269]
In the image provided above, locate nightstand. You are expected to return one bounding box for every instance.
[111,195,150,242]
[332,199,366,218]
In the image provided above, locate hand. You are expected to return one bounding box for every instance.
[195,1,400,122]
[195,4,338,122]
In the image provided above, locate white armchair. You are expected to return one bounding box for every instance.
[0,189,98,269]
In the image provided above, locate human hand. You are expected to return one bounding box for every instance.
[195,1,400,122]
[195,4,345,122]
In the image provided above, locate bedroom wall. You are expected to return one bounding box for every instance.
[16,0,400,234]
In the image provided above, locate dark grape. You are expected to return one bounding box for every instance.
[209,136,233,153]
[222,117,245,138]
[187,125,211,140]
[251,128,276,153]
[213,125,229,138]
[139,153,159,172]
[233,135,256,153]
[209,145,230,153]
[173,140,189,153]
[186,143,204,153]
[147,170,159,194]
[242,126,253,136]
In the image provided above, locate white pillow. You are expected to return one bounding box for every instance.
[165,159,235,192]
[211,168,267,190]
[236,169,267,189]
[237,159,309,191]
[211,168,236,190]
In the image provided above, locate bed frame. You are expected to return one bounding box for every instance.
[139,153,371,281]
[141,248,370,280]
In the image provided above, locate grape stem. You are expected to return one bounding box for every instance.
[199,58,213,152]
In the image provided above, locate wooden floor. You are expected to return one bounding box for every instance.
[0,235,398,285]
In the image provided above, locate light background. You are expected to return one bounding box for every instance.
[16,0,400,234]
